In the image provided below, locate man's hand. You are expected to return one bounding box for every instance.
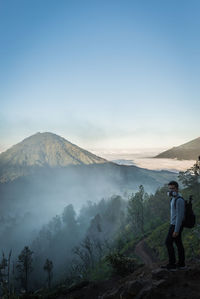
[172,232,179,238]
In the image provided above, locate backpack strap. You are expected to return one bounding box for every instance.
[174,196,184,209]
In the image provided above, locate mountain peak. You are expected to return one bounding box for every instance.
[21,131,71,143]
[0,132,107,182]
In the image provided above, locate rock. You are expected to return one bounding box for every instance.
[152,279,167,288]
[182,282,190,287]
[126,280,144,296]
[99,279,145,299]
[68,280,90,292]
[136,285,167,299]
[135,285,153,299]
[34,288,44,294]
[99,287,122,299]
[184,267,200,278]
[151,269,169,280]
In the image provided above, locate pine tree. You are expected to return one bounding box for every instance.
[16,246,33,293]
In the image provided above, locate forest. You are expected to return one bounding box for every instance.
[0,161,199,298]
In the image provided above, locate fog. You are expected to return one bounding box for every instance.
[113,157,195,172]
[0,185,128,292]
[0,162,178,293]
[94,151,195,173]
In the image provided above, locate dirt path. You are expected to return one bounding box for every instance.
[134,239,158,268]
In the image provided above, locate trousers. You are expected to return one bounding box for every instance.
[165,224,185,265]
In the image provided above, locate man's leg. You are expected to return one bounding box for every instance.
[165,225,176,265]
[174,225,185,266]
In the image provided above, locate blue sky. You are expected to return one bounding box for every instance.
[0,0,200,152]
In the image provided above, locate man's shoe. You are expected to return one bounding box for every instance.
[160,264,177,271]
[176,263,187,270]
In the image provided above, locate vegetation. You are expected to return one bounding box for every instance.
[104,251,136,276]
[0,160,199,297]
[146,160,200,261]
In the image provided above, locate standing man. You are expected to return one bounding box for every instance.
[162,181,186,270]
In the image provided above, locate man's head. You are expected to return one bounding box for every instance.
[168,181,179,197]
[168,180,179,192]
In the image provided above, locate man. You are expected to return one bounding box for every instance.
[162,181,186,271]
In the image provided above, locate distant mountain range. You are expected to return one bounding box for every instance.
[0,132,178,230]
[0,132,177,186]
[0,132,178,215]
[155,137,200,160]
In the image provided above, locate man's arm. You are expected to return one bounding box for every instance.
[174,198,185,233]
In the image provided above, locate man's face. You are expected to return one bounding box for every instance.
[168,184,178,192]
[167,184,178,197]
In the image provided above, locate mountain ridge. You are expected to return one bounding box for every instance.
[154,136,200,160]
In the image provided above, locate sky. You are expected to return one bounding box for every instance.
[0,0,200,153]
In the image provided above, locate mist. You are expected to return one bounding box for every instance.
[0,162,176,257]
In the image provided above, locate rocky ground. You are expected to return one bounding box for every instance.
[55,261,200,299]
[26,240,200,299]
[53,239,200,299]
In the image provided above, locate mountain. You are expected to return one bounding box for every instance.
[0,132,177,222]
[0,132,107,182]
[155,137,200,160]
[0,132,178,253]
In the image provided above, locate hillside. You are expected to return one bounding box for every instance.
[50,262,200,299]
[0,132,107,182]
[155,137,200,160]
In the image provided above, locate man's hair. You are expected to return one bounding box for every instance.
[168,180,179,189]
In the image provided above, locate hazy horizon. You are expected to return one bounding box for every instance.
[0,133,168,154]
[0,130,199,154]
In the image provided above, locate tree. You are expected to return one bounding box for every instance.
[48,215,62,235]
[62,204,76,227]
[144,185,170,229]
[127,185,146,235]
[178,158,200,188]
[43,259,53,289]
[73,236,95,270]
[0,251,8,282]
[0,251,8,296]
[0,250,13,296]
[87,214,102,238]
[108,195,123,223]
[62,204,79,246]
[16,246,33,293]
[7,249,12,294]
